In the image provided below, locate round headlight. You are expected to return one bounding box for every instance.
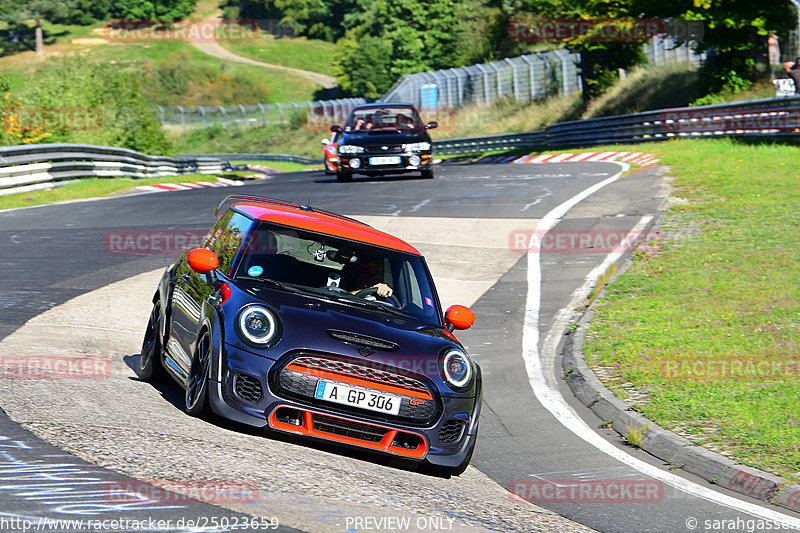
[237,305,279,346]
[350,158,361,169]
[441,349,473,390]
[408,154,421,166]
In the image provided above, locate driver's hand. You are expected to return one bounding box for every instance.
[374,283,393,298]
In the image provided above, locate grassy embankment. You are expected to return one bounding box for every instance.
[168,60,777,156]
[581,138,800,484]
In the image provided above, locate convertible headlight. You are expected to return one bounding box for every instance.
[440,349,473,390]
[237,305,280,346]
[338,145,365,154]
[403,142,431,152]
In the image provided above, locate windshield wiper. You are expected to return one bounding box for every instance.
[334,295,406,316]
[239,276,304,294]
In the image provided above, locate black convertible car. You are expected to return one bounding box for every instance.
[330,103,437,182]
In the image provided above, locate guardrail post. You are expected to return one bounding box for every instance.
[276,103,284,125]
[218,106,227,130]
[257,103,266,126]
[197,106,207,128]
[176,106,185,129]
[157,106,166,126]
[238,104,247,127]
[505,58,520,101]
[476,64,491,106]
[489,62,502,100]
[520,55,535,101]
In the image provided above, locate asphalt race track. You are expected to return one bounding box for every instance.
[0,162,798,533]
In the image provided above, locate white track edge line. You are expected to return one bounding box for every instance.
[522,162,800,524]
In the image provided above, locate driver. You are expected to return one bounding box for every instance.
[344,258,393,298]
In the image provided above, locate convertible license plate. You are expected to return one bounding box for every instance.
[369,156,401,165]
[314,380,401,415]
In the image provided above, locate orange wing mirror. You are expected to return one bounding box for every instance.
[187,248,219,275]
[445,305,475,331]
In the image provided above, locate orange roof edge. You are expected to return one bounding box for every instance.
[233,202,421,255]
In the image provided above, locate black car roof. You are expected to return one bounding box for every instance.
[351,103,416,110]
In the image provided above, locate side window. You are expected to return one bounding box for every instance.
[203,211,251,276]
[400,261,423,309]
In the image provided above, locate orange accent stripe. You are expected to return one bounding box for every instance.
[268,406,427,460]
[286,363,433,400]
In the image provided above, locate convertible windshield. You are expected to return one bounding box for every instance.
[233,221,441,323]
[345,106,425,132]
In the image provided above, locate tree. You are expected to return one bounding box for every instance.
[331,0,502,96]
[631,0,797,94]
[26,57,171,154]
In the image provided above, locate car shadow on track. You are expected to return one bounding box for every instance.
[123,354,450,478]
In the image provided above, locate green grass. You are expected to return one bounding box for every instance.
[583,138,800,483]
[221,33,335,75]
[0,173,239,211]
[231,160,319,172]
[0,24,323,105]
[170,121,328,158]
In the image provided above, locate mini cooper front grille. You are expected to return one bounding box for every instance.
[327,330,399,352]
[290,356,427,392]
[233,373,263,404]
[438,420,466,444]
[273,354,439,425]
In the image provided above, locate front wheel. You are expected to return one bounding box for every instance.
[139,302,166,381]
[185,331,211,418]
[423,442,474,478]
[421,168,434,179]
[336,171,352,182]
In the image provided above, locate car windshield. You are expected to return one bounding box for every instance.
[345,106,425,132]
[233,221,441,323]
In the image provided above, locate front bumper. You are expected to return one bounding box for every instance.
[338,151,432,175]
[211,343,479,462]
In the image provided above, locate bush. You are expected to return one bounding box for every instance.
[23,57,171,154]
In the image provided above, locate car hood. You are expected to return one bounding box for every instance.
[225,286,461,377]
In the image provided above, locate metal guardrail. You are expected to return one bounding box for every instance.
[179,153,322,165]
[0,143,227,197]
[432,95,800,155]
[4,95,799,197]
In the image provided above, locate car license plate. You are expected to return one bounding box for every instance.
[314,380,401,415]
[369,156,401,165]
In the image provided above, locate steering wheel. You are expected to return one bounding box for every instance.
[354,286,402,308]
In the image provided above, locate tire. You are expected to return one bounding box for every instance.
[336,171,352,182]
[185,331,211,418]
[421,168,434,179]
[425,441,474,478]
[139,302,166,381]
